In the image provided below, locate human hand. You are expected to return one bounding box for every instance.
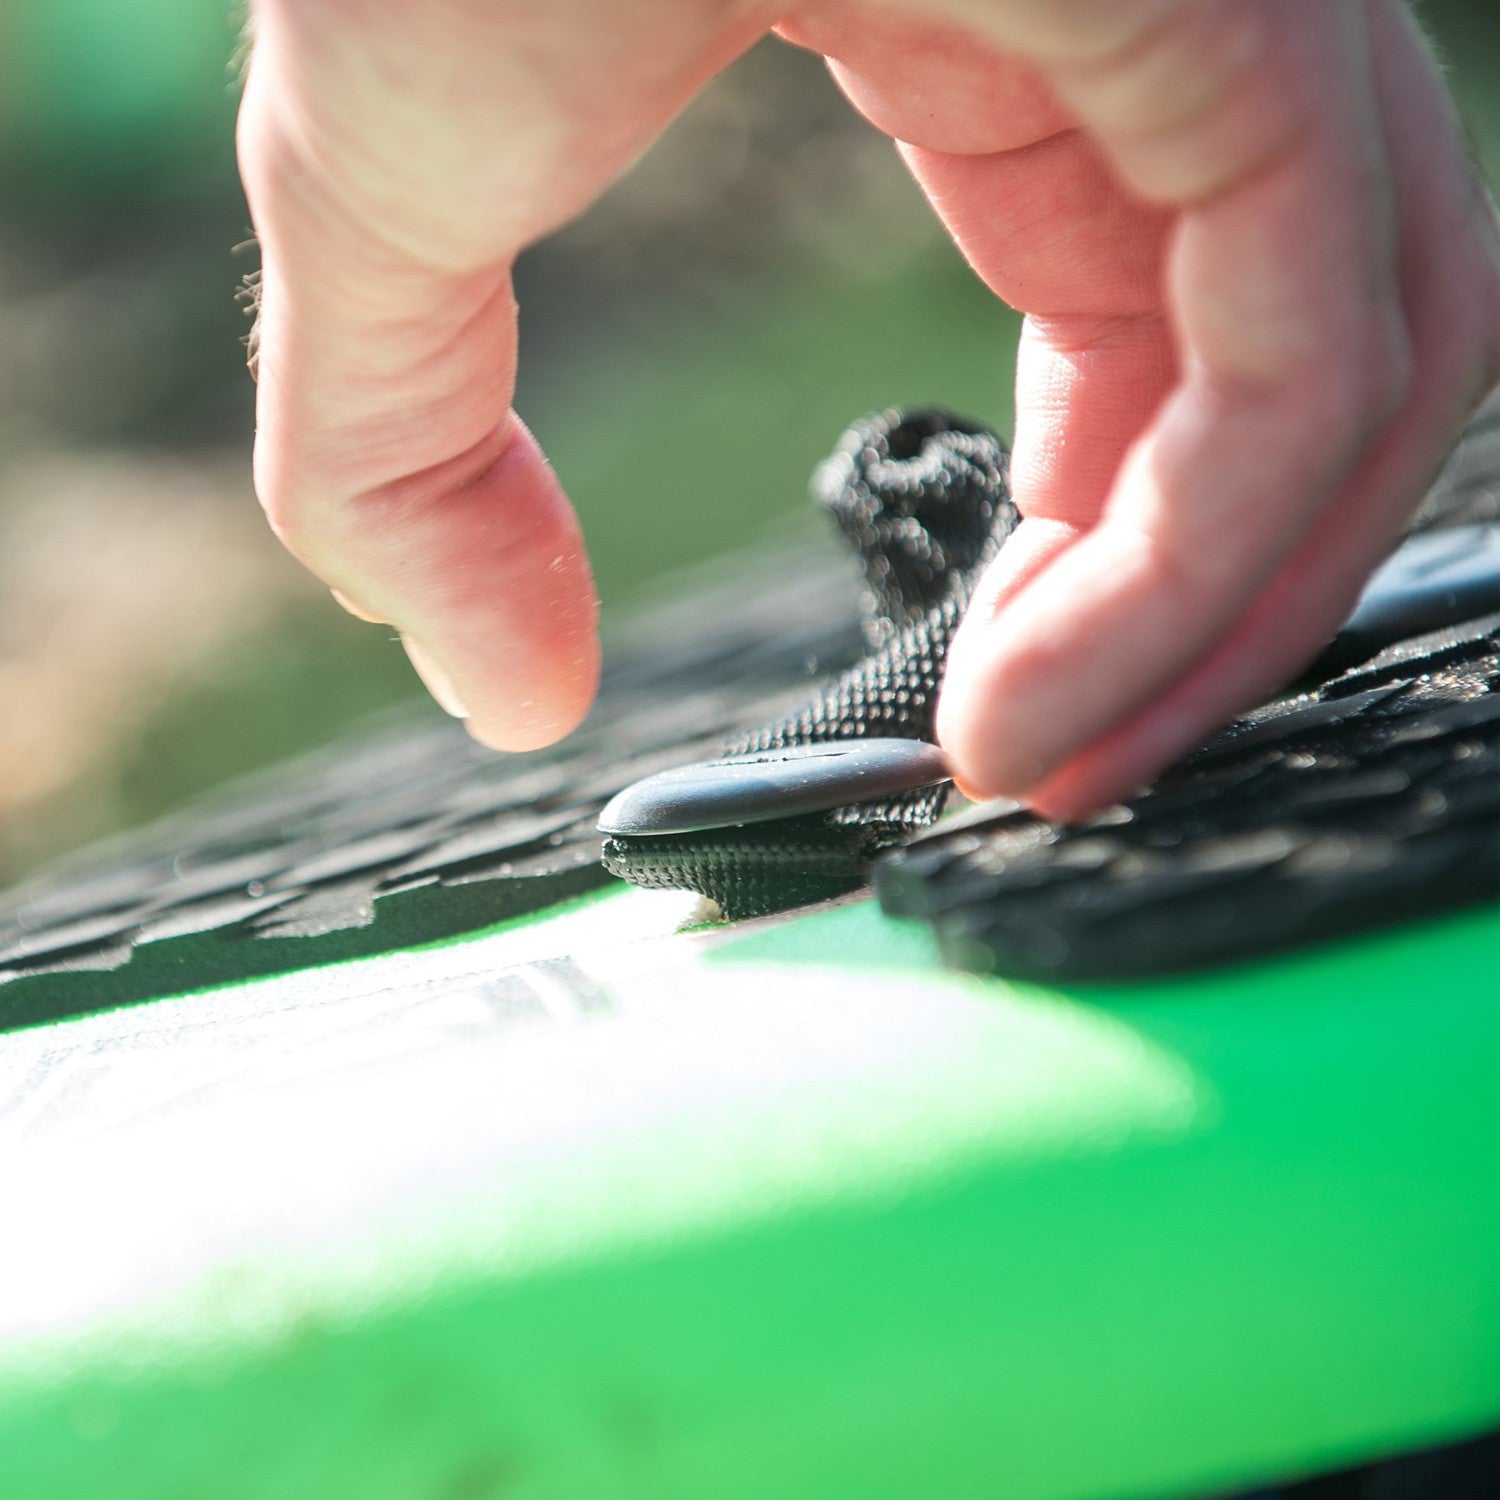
[237,0,1500,819]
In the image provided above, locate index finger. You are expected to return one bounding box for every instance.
[239,0,761,748]
[794,0,1425,810]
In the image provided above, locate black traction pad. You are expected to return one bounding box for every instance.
[0,547,868,1028]
[876,609,1500,980]
[2,397,1498,1025]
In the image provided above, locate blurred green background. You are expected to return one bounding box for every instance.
[0,0,1496,888]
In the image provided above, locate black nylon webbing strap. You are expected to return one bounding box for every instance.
[601,409,1018,918]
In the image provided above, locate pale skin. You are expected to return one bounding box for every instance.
[238,0,1500,820]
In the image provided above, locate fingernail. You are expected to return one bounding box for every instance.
[331,588,386,624]
[401,636,469,719]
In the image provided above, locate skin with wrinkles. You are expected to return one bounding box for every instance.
[237,0,1500,819]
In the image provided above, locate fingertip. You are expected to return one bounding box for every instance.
[1024,764,1141,825]
[450,419,601,750]
[461,632,601,754]
[941,682,1145,823]
[934,646,1049,805]
[328,416,604,754]
[936,521,1085,800]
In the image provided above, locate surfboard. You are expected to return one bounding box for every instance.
[1,401,1496,1500]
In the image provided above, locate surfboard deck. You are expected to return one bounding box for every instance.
[2,400,1498,1498]
[0,883,1496,1500]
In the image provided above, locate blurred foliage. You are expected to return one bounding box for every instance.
[0,1,237,183]
[0,0,1497,886]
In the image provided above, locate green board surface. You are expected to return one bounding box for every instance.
[0,891,1496,1499]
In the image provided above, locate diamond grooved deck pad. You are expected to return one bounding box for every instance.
[0,548,865,1028]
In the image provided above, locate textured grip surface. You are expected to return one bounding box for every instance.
[1,396,1497,1018]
